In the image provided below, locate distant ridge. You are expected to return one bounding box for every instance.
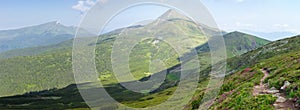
[0,21,92,52]
[196,31,270,57]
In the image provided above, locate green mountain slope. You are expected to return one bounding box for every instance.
[0,9,214,97]
[188,35,300,110]
[226,34,300,73]
[197,31,270,57]
[0,10,270,109]
[0,31,272,109]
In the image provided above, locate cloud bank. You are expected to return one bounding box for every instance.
[72,0,97,13]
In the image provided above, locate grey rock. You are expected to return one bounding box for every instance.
[273,93,281,97]
[276,96,287,103]
[273,103,280,109]
[270,87,278,90]
[267,89,280,94]
[267,87,279,94]
[280,81,291,90]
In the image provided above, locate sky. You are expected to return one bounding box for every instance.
[202,0,300,34]
[1,0,300,40]
[0,0,82,29]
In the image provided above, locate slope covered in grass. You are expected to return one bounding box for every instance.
[196,31,270,58]
[0,10,271,110]
[0,10,211,97]
[189,35,300,110]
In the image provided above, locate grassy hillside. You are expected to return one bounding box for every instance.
[0,32,270,109]
[0,10,211,97]
[189,35,300,110]
[208,50,300,110]
[0,10,271,109]
[226,35,300,73]
[196,31,270,58]
[0,30,268,97]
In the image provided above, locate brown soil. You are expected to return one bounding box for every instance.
[252,69,269,96]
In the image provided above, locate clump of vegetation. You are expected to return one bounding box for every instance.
[216,88,276,110]
[197,36,300,110]
[259,51,300,104]
[208,68,275,110]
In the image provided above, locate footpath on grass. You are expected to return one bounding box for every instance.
[252,68,298,110]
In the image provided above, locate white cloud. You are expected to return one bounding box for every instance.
[236,0,245,2]
[99,0,107,3]
[271,24,296,33]
[72,0,97,13]
[272,24,289,28]
[86,0,96,5]
[235,22,254,27]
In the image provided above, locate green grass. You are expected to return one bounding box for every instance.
[258,51,300,99]
[190,35,300,110]
[209,69,276,110]
[196,31,270,58]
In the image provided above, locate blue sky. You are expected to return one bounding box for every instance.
[0,0,81,29]
[1,0,300,37]
[203,0,300,34]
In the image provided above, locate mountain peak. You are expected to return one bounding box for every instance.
[226,31,257,38]
[159,9,189,20]
[230,31,247,35]
[40,21,61,26]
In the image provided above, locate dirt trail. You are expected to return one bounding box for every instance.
[253,69,299,110]
[252,69,269,96]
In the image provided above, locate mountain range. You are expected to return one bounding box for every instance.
[0,10,269,96]
[2,34,300,109]
[0,21,92,53]
[3,9,298,110]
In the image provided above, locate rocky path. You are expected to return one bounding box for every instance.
[253,69,269,96]
[253,69,299,110]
